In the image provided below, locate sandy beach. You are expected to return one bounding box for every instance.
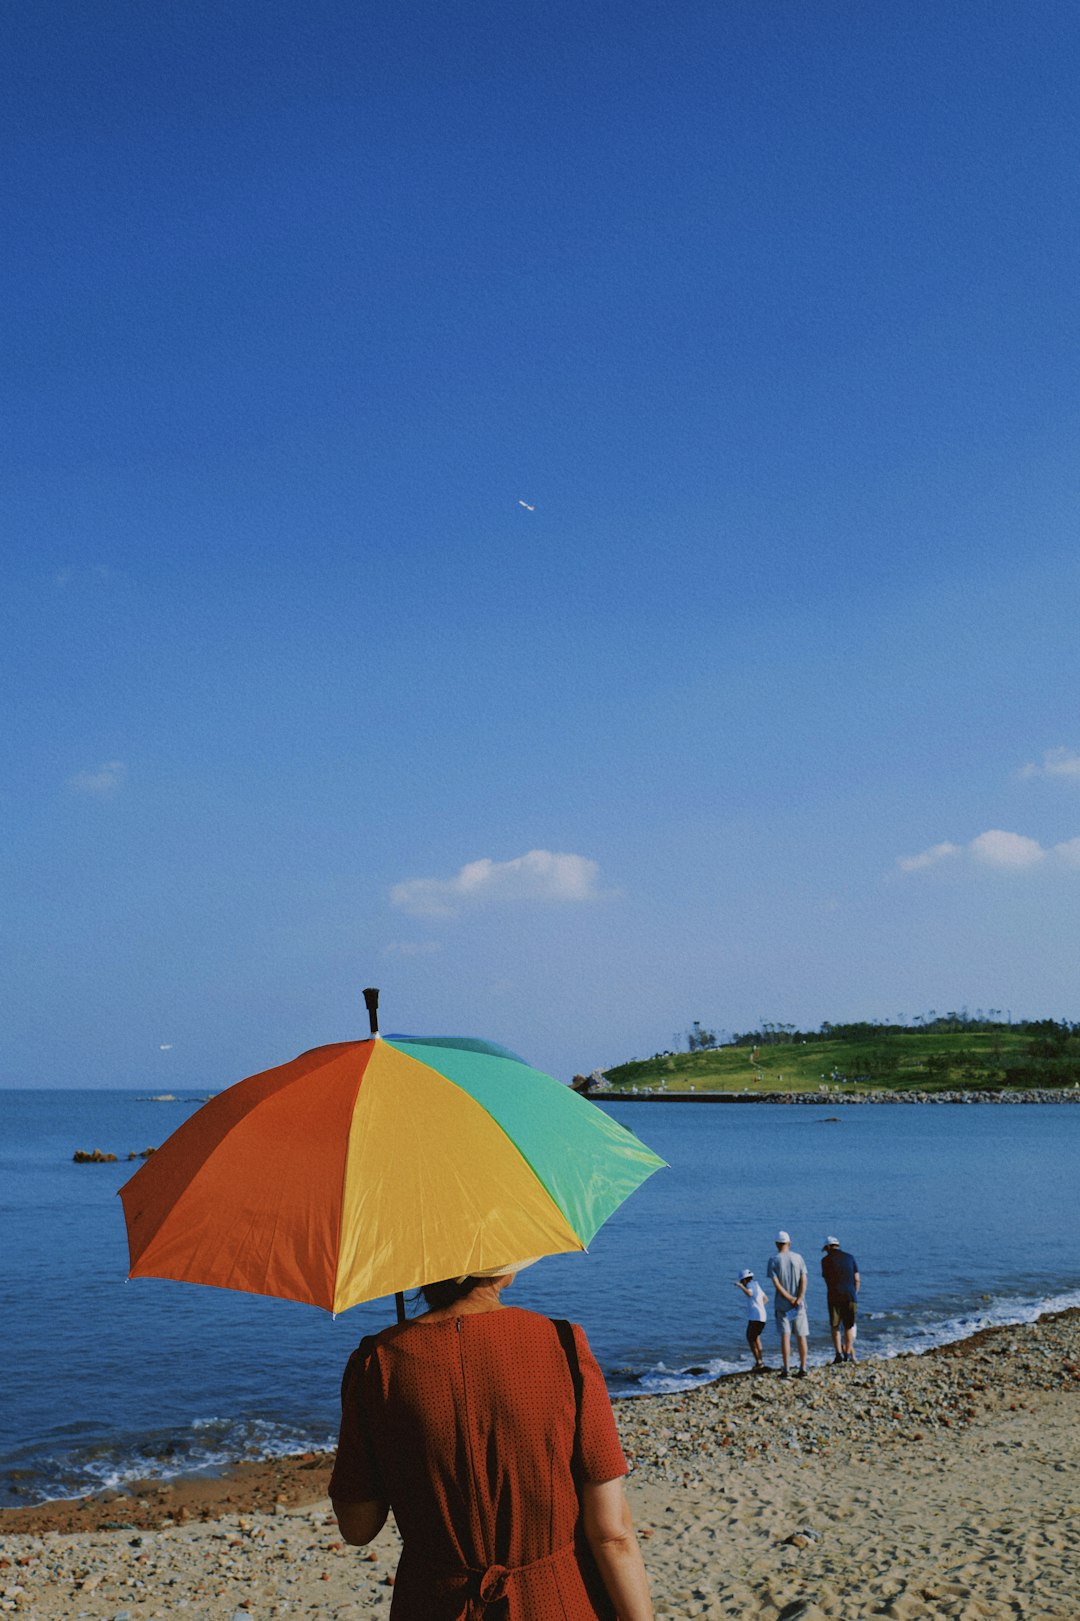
[3,1309,1078,1620]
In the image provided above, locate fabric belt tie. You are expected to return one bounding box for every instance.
[428,1539,577,1616]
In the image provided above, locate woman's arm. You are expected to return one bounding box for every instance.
[581,1477,654,1621]
[332,1497,389,1545]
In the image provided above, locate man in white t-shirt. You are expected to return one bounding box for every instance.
[766,1230,809,1378]
[734,1268,769,1371]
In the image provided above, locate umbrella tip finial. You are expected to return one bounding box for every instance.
[363,987,380,1037]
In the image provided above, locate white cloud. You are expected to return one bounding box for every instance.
[391,849,601,919]
[969,829,1045,869]
[383,940,444,957]
[1018,747,1080,781]
[897,841,961,873]
[898,828,1080,874]
[68,760,126,796]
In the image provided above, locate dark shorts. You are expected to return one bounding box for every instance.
[746,1319,765,1345]
[829,1300,857,1332]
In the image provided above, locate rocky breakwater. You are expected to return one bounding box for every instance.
[731,1087,1080,1105]
[72,1147,157,1163]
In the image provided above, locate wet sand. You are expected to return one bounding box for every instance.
[3,1309,1078,1618]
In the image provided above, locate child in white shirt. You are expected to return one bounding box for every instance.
[735,1269,768,1371]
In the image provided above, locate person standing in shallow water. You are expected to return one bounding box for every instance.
[734,1269,769,1371]
[767,1230,809,1379]
[821,1236,860,1363]
[330,1260,654,1621]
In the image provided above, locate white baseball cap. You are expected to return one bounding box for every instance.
[738,1269,753,1282]
[453,1257,542,1283]
[775,1230,790,1245]
[823,1236,840,1249]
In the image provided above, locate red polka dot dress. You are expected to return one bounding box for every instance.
[330,1306,627,1620]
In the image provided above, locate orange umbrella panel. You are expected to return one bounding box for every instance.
[120,1042,376,1311]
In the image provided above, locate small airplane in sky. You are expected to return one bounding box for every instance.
[517,500,535,511]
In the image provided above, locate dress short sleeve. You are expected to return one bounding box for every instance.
[328,1345,385,1503]
[572,1323,628,1484]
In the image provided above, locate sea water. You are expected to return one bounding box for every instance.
[2,1088,1078,1505]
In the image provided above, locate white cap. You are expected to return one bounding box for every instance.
[453,1257,542,1283]
[775,1230,790,1245]
[738,1269,753,1282]
[823,1236,840,1249]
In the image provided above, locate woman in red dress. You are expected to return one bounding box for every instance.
[330,1261,654,1620]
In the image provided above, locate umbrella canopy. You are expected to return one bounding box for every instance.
[120,1026,664,1314]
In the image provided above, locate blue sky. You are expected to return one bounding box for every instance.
[4,1,1080,1086]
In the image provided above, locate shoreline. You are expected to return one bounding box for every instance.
[3,1312,1078,1619]
[5,1304,1078,1539]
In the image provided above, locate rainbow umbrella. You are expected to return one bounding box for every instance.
[120,991,664,1316]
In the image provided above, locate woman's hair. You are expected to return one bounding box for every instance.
[419,1275,486,1312]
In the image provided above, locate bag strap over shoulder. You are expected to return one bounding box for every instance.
[340,1333,380,1404]
[551,1318,618,1618]
[552,1318,583,1480]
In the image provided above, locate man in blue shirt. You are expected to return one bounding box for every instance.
[821,1237,860,1363]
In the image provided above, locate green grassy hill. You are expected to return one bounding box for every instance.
[603,1027,1080,1094]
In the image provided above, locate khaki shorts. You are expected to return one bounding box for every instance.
[775,1304,809,1338]
[829,1300,857,1333]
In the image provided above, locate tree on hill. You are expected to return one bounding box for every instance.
[686,1021,719,1051]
